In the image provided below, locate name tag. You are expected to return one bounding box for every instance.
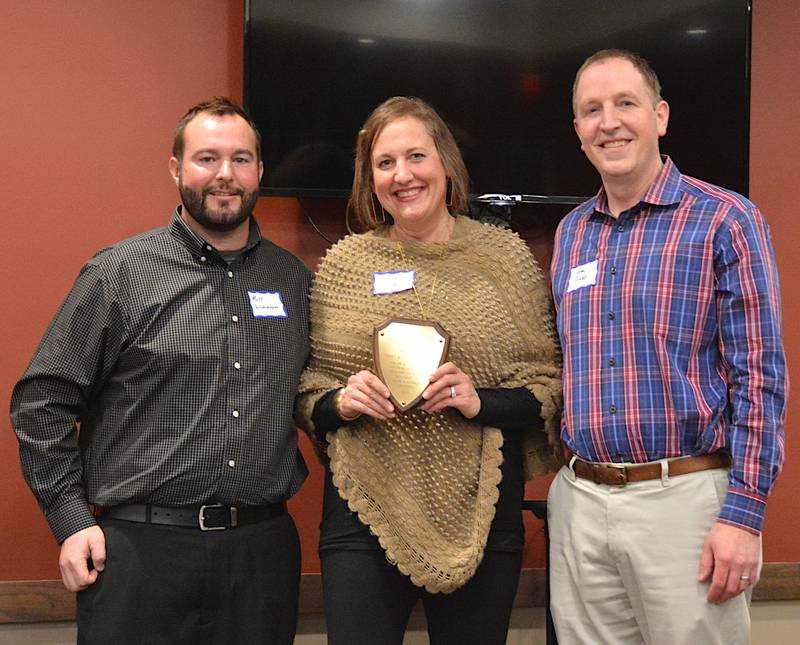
[566,259,599,293]
[373,270,415,295]
[247,291,287,317]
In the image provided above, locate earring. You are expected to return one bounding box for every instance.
[446,177,454,209]
[370,193,387,224]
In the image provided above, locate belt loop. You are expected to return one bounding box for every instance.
[660,459,670,486]
[567,455,578,481]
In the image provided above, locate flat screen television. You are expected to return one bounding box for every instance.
[244,0,750,202]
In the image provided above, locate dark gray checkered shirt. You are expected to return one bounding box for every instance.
[11,208,311,543]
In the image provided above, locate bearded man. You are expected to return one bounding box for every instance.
[11,97,310,645]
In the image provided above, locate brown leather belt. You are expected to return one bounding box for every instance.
[569,452,731,487]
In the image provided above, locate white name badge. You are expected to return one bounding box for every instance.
[372,270,416,295]
[566,259,599,293]
[247,291,287,317]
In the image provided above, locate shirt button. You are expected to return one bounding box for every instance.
[205,244,213,251]
[610,405,617,414]
[608,358,616,366]
[232,410,239,418]
[610,266,617,274]
[231,315,239,322]
[228,460,235,468]
[228,271,234,278]
[200,256,207,263]
[234,361,241,369]
[608,311,615,320]
[617,225,624,232]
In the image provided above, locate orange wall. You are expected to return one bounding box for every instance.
[749,1,800,560]
[1,0,797,582]
[0,0,249,580]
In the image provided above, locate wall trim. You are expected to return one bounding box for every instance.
[1,563,798,624]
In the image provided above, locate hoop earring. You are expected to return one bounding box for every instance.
[370,193,387,225]
[446,177,454,209]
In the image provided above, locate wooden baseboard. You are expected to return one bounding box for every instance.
[751,562,800,601]
[2,563,798,624]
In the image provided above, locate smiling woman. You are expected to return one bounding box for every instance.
[371,116,451,243]
[294,96,563,644]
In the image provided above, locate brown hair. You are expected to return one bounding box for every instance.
[172,96,262,162]
[572,49,663,115]
[348,96,470,231]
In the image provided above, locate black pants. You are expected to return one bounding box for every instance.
[321,546,523,645]
[77,512,300,645]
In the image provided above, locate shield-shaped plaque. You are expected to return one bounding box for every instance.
[373,317,450,413]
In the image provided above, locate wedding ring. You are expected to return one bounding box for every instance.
[449,386,456,398]
[740,575,750,582]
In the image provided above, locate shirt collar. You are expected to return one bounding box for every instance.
[592,155,684,217]
[168,206,262,257]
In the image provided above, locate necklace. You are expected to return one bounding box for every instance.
[379,243,451,413]
[396,242,441,320]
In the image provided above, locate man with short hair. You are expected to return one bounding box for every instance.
[11,97,310,644]
[549,50,787,643]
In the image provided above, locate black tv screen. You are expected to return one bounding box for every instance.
[245,0,750,201]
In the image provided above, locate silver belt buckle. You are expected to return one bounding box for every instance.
[199,503,229,531]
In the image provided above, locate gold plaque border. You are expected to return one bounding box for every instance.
[373,317,451,413]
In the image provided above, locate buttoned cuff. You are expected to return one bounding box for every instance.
[718,486,768,535]
[47,498,98,545]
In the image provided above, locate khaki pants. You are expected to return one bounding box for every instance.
[548,462,757,645]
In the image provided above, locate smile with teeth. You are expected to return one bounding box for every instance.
[601,140,630,149]
[395,187,423,199]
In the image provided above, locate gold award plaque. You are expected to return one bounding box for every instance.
[373,318,450,413]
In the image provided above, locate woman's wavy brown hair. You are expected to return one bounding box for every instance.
[348,96,470,231]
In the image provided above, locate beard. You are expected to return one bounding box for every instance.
[179,181,259,233]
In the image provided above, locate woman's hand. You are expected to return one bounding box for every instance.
[338,370,395,420]
[420,362,481,418]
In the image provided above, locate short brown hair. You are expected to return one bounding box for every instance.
[172,97,262,162]
[572,49,663,115]
[348,96,470,231]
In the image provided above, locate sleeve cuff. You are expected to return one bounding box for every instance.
[311,388,343,443]
[473,387,542,433]
[718,486,768,535]
[46,497,97,545]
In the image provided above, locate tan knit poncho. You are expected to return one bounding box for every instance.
[296,216,562,593]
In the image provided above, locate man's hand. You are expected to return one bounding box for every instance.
[698,522,761,604]
[59,525,106,592]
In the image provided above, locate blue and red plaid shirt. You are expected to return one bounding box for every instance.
[551,157,787,534]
